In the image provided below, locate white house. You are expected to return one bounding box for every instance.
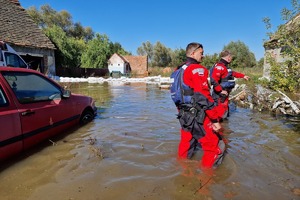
[108,53,131,75]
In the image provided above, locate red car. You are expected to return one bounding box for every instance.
[0,67,97,161]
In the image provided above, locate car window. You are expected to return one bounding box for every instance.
[0,86,8,107]
[2,72,62,104]
[4,52,27,68]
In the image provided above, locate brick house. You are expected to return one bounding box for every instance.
[0,0,56,75]
[108,53,148,77]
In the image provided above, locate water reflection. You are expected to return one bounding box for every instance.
[0,82,299,200]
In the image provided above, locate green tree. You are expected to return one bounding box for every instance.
[68,22,95,41]
[170,48,186,67]
[263,0,300,92]
[81,33,111,68]
[110,42,131,55]
[137,41,154,63]
[27,5,94,41]
[202,53,219,69]
[223,40,257,68]
[152,42,172,67]
[45,25,85,68]
[27,5,72,30]
[257,57,264,67]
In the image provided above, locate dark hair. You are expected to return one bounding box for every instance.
[186,42,203,55]
[220,50,232,58]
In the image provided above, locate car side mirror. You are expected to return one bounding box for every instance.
[62,90,71,98]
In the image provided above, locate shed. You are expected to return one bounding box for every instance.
[0,0,56,75]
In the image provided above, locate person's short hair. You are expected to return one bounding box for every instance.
[220,50,232,58]
[186,42,203,56]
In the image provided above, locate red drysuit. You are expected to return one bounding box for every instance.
[177,58,225,168]
[210,59,245,119]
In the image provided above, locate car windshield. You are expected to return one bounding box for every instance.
[2,71,62,103]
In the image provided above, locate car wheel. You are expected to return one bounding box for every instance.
[80,110,94,125]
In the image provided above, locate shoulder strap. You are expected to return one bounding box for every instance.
[179,64,189,103]
[182,64,188,70]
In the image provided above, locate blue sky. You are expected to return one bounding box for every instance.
[19,0,294,60]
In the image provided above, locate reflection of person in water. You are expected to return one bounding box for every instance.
[177,159,215,196]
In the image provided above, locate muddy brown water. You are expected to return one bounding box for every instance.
[0,82,299,200]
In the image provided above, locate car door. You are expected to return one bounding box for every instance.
[1,71,77,149]
[0,82,23,160]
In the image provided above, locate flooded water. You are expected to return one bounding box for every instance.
[1,82,299,200]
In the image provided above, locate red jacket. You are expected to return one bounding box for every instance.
[183,58,219,122]
[210,59,245,93]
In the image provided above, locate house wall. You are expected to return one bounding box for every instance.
[263,47,280,79]
[108,54,126,74]
[108,63,125,73]
[10,45,56,76]
[263,13,299,80]
[263,46,288,79]
[123,55,148,77]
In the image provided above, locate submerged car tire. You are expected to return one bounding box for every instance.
[80,110,94,125]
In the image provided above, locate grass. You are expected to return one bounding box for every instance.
[233,66,264,90]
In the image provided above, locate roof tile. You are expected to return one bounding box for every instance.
[0,0,55,49]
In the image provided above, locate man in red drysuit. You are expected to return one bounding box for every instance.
[210,50,250,119]
[176,42,225,168]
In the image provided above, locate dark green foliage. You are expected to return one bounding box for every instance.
[222,40,257,69]
[202,53,219,69]
[263,0,300,92]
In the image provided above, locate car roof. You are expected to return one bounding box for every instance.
[0,67,61,88]
[0,67,40,74]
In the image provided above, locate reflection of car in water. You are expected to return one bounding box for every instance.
[0,41,28,68]
[0,67,97,161]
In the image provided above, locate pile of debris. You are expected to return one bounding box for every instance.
[230,84,300,117]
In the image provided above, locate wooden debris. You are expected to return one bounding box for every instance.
[277,90,300,114]
[230,85,300,117]
[272,100,285,110]
[229,90,246,101]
